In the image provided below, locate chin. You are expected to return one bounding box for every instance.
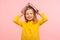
[27,19,33,21]
[27,19,32,21]
[28,19,32,21]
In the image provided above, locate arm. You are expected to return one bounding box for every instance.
[37,13,48,26]
[13,14,24,26]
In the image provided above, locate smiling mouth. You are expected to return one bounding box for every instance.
[28,17,32,19]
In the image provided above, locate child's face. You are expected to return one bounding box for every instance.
[25,9,34,21]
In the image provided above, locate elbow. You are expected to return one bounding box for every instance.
[13,19,19,25]
[43,18,48,22]
[13,19,17,23]
[45,18,48,21]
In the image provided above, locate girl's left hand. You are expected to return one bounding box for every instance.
[36,10,40,15]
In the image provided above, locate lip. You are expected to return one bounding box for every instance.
[28,17,32,19]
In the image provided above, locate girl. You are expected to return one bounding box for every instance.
[13,3,48,40]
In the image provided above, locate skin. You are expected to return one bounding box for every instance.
[25,9,34,21]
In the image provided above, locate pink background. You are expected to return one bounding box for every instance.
[0,0,60,40]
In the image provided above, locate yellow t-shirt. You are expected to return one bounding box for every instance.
[13,13,48,40]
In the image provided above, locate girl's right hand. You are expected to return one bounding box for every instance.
[19,12,24,17]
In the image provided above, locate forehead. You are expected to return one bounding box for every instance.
[26,9,34,13]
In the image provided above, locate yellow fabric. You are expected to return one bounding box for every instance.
[13,13,48,40]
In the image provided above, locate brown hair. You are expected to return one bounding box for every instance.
[23,5,38,23]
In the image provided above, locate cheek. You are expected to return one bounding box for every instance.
[31,14,34,18]
[25,15,29,18]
